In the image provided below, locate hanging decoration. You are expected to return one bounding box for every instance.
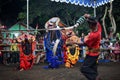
[51,0,114,8]
[50,0,114,17]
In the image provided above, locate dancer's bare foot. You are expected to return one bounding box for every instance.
[19,68,24,71]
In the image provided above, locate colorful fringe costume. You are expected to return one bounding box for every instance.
[18,39,36,70]
[65,45,80,68]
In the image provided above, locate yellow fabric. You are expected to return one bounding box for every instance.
[65,46,80,68]
[85,47,100,53]
[10,43,19,51]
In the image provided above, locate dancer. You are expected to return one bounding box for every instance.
[64,31,81,68]
[76,14,102,80]
[68,14,101,80]
[61,29,73,63]
[44,17,64,69]
[18,35,36,71]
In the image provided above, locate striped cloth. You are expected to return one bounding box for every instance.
[76,16,86,25]
[73,16,86,28]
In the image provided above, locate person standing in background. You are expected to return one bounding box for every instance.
[10,39,19,64]
[3,37,11,65]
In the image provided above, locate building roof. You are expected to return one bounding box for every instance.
[8,22,35,31]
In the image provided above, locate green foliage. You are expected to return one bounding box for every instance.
[18,0,93,29]
[16,0,120,36]
[18,12,26,21]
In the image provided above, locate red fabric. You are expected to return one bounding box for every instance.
[63,45,68,62]
[20,53,34,70]
[32,41,36,51]
[61,35,68,62]
[18,42,35,70]
[85,22,102,56]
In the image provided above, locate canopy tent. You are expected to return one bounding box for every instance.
[50,0,114,17]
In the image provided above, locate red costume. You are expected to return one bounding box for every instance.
[81,22,102,80]
[18,39,36,70]
[84,22,102,56]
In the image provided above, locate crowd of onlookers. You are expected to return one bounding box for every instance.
[80,32,120,62]
[0,33,120,66]
[99,37,120,62]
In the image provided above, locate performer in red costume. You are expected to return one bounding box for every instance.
[18,35,36,71]
[79,14,102,80]
[71,14,102,80]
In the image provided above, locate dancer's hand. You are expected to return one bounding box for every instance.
[84,14,91,19]
[84,35,89,42]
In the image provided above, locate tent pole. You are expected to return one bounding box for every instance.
[94,0,96,17]
[27,0,29,30]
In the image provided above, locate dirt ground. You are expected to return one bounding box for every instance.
[0,62,120,80]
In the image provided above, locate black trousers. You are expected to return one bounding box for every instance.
[80,55,99,80]
[11,52,19,63]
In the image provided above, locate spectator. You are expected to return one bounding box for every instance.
[3,37,11,65]
[113,38,120,62]
[10,39,19,64]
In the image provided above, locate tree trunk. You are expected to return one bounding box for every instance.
[102,6,108,38]
[108,1,116,34]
